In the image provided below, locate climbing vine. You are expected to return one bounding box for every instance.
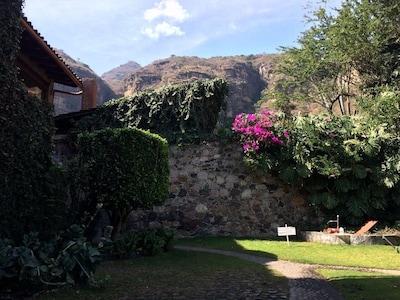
[74,77,229,143]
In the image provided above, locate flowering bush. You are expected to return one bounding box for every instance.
[232,111,400,225]
[232,110,290,171]
[232,110,289,153]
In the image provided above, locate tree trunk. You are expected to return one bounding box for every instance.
[109,208,129,240]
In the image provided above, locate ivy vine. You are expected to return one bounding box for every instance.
[74,77,229,143]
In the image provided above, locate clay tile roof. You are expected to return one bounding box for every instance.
[20,16,83,88]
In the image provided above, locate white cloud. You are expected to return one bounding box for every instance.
[144,0,190,22]
[228,22,237,32]
[142,21,185,39]
[142,0,189,39]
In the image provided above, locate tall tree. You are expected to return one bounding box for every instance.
[269,0,400,116]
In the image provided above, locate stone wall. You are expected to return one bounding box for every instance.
[123,141,323,238]
[53,136,324,238]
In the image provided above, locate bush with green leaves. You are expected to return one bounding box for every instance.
[76,127,170,239]
[0,225,101,295]
[106,231,139,259]
[106,227,176,258]
[233,111,400,225]
[73,77,229,144]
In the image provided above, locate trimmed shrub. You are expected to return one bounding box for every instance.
[75,127,170,239]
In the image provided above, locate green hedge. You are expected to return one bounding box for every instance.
[75,127,169,239]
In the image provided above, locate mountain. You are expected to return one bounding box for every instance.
[122,54,280,118]
[54,49,117,115]
[101,61,141,97]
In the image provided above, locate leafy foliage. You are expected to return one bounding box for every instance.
[0,225,101,294]
[105,227,176,258]
[233,111,400,225]
[232,110,290,172]
[75,128,170,239]
[73,77,229,144]
[0,0,68,241]
[269,0,400,115]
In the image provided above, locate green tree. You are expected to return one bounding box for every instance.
[269,0,400,116]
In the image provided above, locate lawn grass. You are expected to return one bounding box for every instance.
[38,249,288,299]
[177,236,400,299]
[316,269,400,300]
[177,236,400,270]
[29,236,400,299]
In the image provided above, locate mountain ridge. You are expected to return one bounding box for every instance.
[55,52,310,117]
[122,54,280,117]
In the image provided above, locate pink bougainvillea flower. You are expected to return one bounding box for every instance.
[247,114,257,122]
[271,137,283,145]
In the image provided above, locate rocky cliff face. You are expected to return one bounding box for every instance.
[123,54,281,118]
[54,49,117,115]
[55,52,286,117]
[101,61,141,97]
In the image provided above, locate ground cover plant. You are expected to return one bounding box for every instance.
[31,237,400,299]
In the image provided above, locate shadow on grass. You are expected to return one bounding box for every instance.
[333,276,399,300]
[316,269,400,300]
[37,248,289,300]
[176,235,279,260]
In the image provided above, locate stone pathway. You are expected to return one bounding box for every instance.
[176,245,400,300]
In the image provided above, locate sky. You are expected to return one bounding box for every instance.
[23,0,342,76]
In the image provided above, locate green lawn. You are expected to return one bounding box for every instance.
[177,236,400,269]
[177,236,400,299]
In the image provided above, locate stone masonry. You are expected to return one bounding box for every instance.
[123,141,322,238]
[53,136,324,238]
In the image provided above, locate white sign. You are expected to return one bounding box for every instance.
[277,224,296,246]
[277,225,296,236]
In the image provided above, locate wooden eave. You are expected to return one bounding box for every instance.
[19,16,83,89]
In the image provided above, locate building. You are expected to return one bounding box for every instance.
[17,16,97,112]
